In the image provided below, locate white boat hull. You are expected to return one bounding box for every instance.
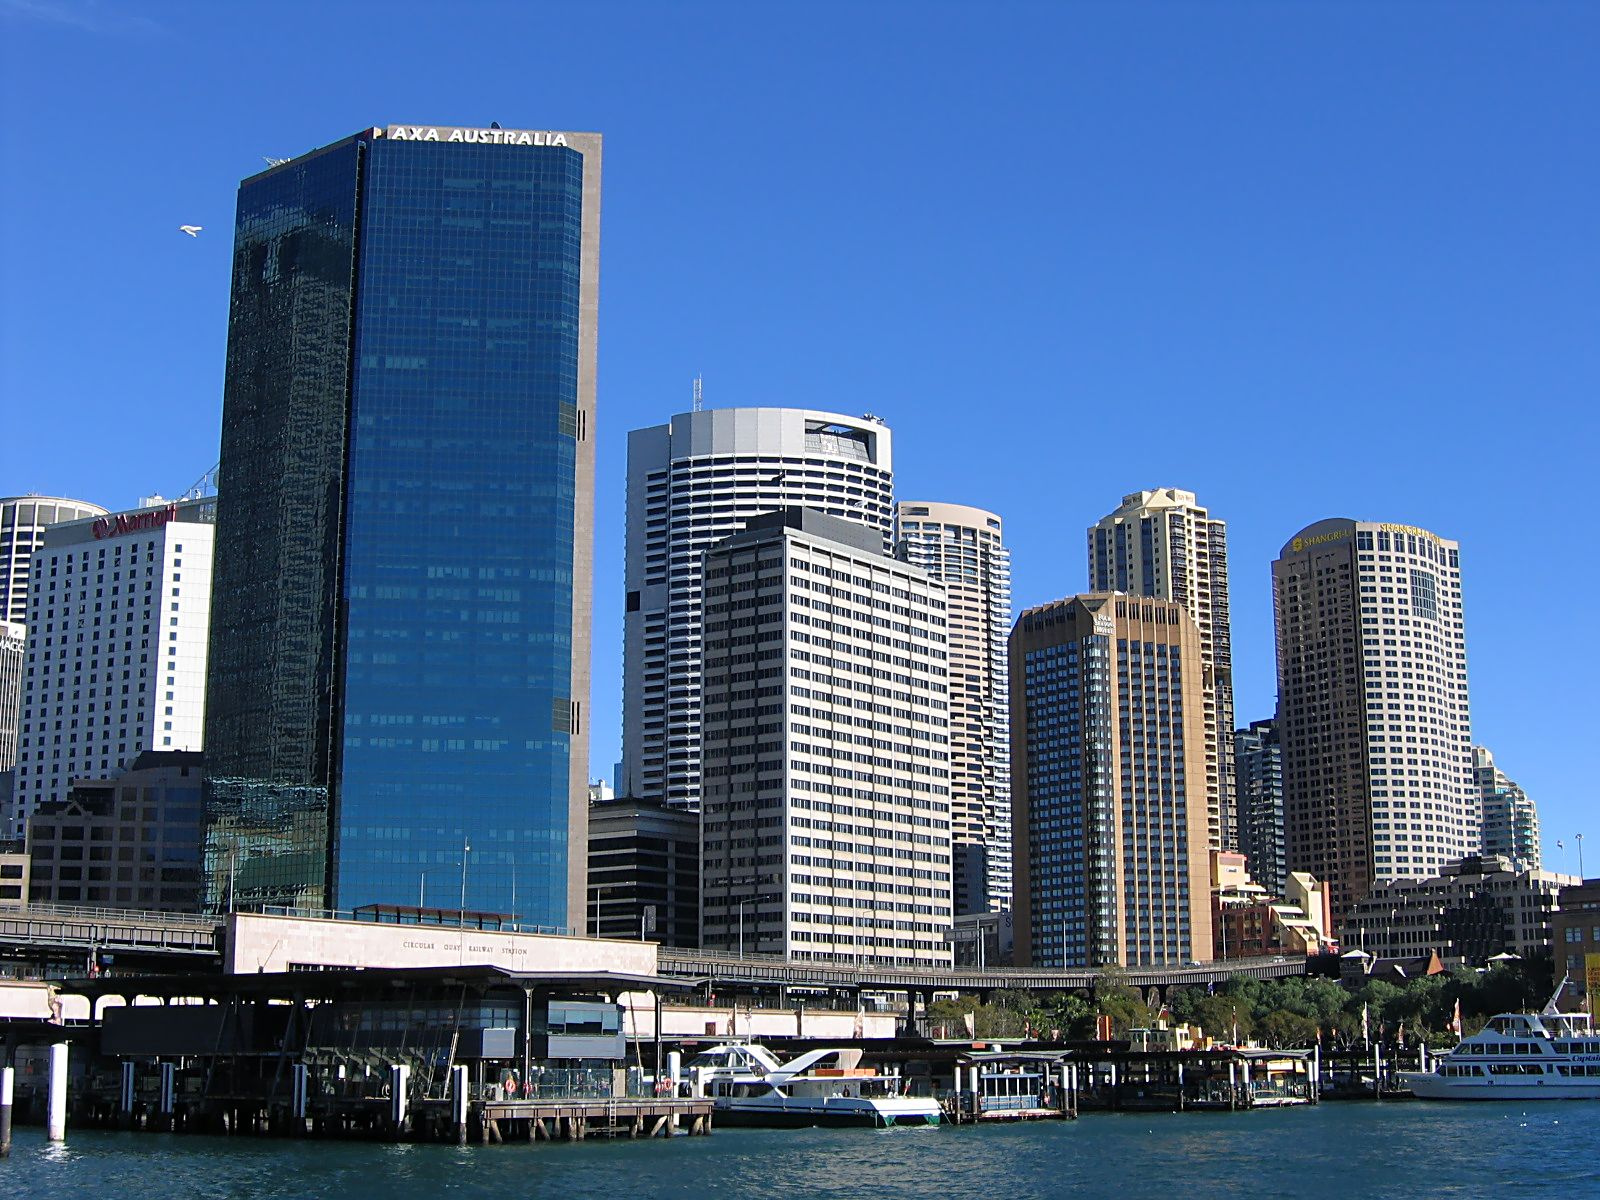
[712,1094,941,1128]
[1402,1071,1600,1101]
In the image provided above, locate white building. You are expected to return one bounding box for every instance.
[1475,745,1540,871]
[8,498,215,836]
[1273,519,1474,925]
[622,408,894,808]
[895,501,1012,915]
[1,495,108,624]
[1089,489,1234,852]
[699,509,953,967]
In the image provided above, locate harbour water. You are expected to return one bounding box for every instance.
[7,1102,1599,1198]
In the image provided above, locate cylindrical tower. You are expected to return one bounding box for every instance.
[622,408,893,807]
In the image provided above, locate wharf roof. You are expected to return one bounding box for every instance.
[58,964,697,1003]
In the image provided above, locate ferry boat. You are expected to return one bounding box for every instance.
[686,1042,942,1128]
[1402,988,1600,1101]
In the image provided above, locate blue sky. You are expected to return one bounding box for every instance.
[2,1,1596,867]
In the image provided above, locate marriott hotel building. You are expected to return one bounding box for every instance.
[203,125,601,927]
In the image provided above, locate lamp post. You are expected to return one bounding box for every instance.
[418,871,426,910]
[1578,834,1586,880]
[738,897,756,959]
[458,838,471,928]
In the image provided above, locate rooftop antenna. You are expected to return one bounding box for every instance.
[692,374,703,413]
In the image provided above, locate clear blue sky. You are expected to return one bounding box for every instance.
[3,2,1595,867]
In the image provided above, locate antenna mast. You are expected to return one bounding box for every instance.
[692,374,703,413]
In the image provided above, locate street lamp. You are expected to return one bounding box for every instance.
[458,837,472,928]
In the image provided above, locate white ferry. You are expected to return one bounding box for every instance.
[1402,991,1600,1101]
[686,1042,942,1128]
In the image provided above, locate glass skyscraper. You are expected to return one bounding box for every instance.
[203,124,601,928]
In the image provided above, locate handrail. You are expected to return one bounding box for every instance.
[0,902,217,929]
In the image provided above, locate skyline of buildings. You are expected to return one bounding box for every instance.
[0,119,1573,975]
[895,500,1013,917]
[698,509,954,967]
[1009,594,1213,968]
[199,124,603,927]
[621,407,895,809]
[1273,519,1476,929]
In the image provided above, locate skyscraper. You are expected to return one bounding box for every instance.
[203,124,601,926]
[622,408,892,808]
[1089,489,1234,852]
[1233,718,1286,897]
[1273,519,1474,926]
[1,496,108,624]
[1474,746,1540,870]
[1009,594,1212,968]
[699,510,952,966]
[895,501,1012,915]
[10,499,215,838]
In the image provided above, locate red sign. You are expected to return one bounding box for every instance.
[92,504,179,540]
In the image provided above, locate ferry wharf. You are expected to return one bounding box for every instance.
[857,1042,1319,1122]
[24,965,713,1145]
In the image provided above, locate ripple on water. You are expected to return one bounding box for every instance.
[5,1104,1600,1200]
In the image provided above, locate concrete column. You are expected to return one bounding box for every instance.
[451,1064,469,1145]
[48,1043,69,1141]
[390,1064,410,1133]
[159,1063,176,1124]
[1,1065,14,1157]
[667,1051,682,1094]
[291,1064,309,1121]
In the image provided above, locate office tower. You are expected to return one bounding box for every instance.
[895,501,1012,915]
[9,499,214,838]
[202,124,602,924]
[1,496,108,624]
[26,750,204,910]
[586,795,699,946]
[1474,746,1540,870]
[1009,594,1213,968]
[1273,519,1474,926]
[699,510,952,966]
[1233,718,1286,897]
[1089,489,1234,852]
[622,408,893,808]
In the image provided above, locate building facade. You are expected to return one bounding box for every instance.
[1474,745,1540,870]
[27,751,204,910]
[202,125,601,927]
[1008,594,1213,969]
[895,501,1012,915]
[1234,718,1286,898]
[9,499,214,839]
[1338,855,1576,965]
[1089,490,1234,853]
[1273,519,1474,926]
[1552,879,1600,1004]
[622,408,893,809]
[1,496,108,624]
[586,795,699,947]
[699,509,952,967]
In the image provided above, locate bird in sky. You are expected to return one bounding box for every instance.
[179,225,202,237]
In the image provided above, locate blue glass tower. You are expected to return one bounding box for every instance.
[204,125,600,928]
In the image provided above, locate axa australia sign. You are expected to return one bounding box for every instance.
[386,125,569,147]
